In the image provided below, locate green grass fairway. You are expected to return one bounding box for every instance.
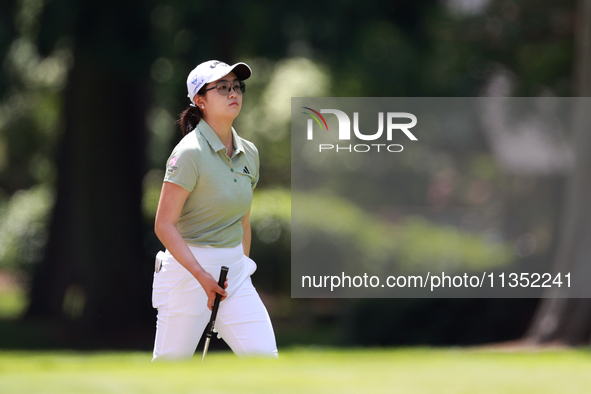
[0,347,590,393]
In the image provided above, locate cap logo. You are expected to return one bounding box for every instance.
[210,61,228,69]
[191,75,199,84]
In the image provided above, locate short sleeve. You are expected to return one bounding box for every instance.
[163,148,199,192]
[251,144,260,190]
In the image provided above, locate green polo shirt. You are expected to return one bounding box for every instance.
[164,120,260,248]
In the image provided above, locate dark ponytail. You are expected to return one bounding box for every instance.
[177,85,207,136]
[177,106,203,136]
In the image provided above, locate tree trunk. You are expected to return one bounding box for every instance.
[526,0,591,345]
[26,0,154,348]
[0,1,18,95]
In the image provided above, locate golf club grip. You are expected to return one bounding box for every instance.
[213,266,229,308]
[205,266,228,338]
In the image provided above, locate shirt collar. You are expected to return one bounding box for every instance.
[197,120,244,154]
[232,127,245,154]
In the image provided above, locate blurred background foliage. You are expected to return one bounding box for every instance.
[0,0,585,349]
[293,191,514,274]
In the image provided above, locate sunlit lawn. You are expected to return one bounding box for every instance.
[0,347,590,393]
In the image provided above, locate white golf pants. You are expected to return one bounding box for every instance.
[152,244,278,361]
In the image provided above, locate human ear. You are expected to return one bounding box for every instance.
[194,96,205,108]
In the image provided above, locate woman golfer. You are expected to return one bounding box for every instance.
[151,60,278,360]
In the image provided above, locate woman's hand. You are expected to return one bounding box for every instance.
[195,270,228,311]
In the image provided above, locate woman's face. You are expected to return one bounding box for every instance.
[196,71,243,122]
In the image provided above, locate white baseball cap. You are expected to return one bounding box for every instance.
[186,60,252,104]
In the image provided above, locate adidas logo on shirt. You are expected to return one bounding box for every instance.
[243,166,250,174]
